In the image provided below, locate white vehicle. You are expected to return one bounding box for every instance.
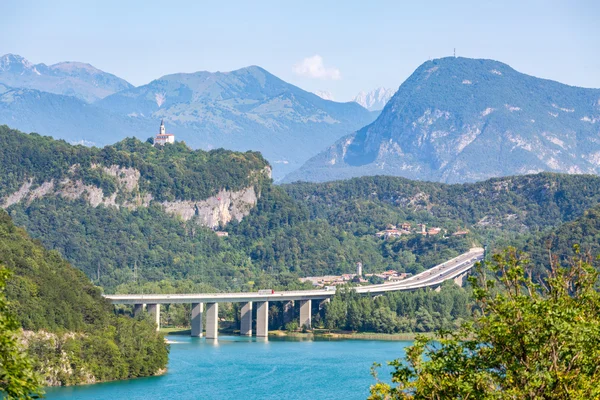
[324,286,336,291]
[258,289,274,295]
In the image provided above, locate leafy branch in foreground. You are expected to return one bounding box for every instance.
[369,246,600,399]
[0,265,41,399]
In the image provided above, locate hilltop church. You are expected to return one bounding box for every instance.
[154,120,175,145]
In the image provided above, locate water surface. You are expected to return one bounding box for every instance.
[45,335,409,400]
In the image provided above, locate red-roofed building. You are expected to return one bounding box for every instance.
[155,120,175,145]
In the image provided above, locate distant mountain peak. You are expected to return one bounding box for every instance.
[0,54,132,102]
[49,61,103,74]
[285,57,600,184]
[314,90,334,101]
[0,54,41,75]
[353,87,395,111]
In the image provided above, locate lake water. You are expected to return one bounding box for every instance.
[45,335,410,400]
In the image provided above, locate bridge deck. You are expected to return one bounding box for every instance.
[104,248,484,304]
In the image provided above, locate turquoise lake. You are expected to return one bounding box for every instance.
[44,335,410,399]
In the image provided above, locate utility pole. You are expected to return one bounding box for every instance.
[454,48,456,58]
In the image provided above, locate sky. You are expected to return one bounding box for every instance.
[1,0,598,101]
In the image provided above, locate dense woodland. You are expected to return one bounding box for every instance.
[320,283,471,333]
[0,210,168,386]
[0,125,269,201]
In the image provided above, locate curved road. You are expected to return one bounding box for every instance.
[105,248,484,305]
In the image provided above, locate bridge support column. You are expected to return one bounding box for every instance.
[453,272,467,287]
[240,302,252,336]
[255,301,269,337]
[205,303,218,339]
[147,304,160,331]
[299,299,311,329]
[191,302,204,337]
[133,303,144,317]
[283,300,294,325]
[319,298,330,311]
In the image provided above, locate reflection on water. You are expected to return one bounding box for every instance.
[45,335,410,400]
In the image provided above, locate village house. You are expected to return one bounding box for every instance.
[427,227,442,235]
[452,229,469,236]
[388,273,410,282]
[375,228,410,238]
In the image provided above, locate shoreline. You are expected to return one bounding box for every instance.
[43,367,168,389]
[160,327,433,341]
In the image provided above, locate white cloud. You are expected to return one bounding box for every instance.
[293,55,341,80]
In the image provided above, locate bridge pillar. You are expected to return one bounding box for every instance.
[283,300,294,324]
[133,303,144,317]
[255,301,269,337]
[147,304,160,331]
[240,302,253,336]
[453,272,467,287]
[191,302,204,337]
[319,298,330,311]
[299,299,311,329]
[205,303,218,339]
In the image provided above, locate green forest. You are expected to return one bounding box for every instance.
[0,125,269,201]
[0,210,168,387]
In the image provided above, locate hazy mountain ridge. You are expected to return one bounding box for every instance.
[0,83,149,146]
[0,54,133,102]
[0,59,374,179]
[96,66,375,178]
[286,57,600,184]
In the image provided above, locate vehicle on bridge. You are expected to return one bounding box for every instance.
[258,289,275,295]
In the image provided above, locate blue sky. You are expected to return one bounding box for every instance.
[1,0,598,101]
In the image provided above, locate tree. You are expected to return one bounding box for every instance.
[324,295,347,330]
[370,246,600,399]
[0,265,41,399]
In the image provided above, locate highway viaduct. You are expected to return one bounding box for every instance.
[104,248,484,339]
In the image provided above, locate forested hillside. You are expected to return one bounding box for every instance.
[0,125,269,202]
[0,211,168,386]
[3,128,600,298]
[284,174,600,233]
[520,204,600,278]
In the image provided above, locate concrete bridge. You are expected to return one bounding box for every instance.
[105,248,484,339]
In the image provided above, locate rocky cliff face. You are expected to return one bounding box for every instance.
[1,163,262,228]
[161,186,257,228]
[20,331,97,387]
[286,57,600,184]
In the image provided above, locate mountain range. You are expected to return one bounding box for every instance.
[0,55,375,179]
[95,66,375,178]
[353,87,396,111]
[0,54,133,102]
[285,57,600,183]
[4,54,600,184]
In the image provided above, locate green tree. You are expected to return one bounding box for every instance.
[0,265,41,399]
[370,247,600,399]
[324,295,347,330]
